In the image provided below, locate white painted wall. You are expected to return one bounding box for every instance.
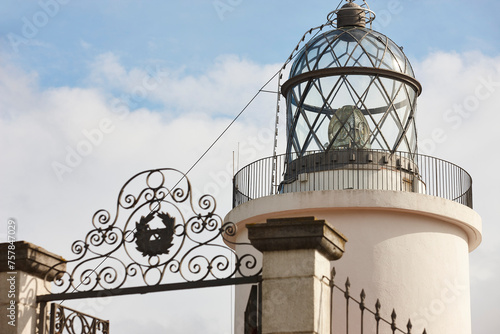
[225,190,482,334]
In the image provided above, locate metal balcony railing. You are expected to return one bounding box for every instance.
[233,149,473,209]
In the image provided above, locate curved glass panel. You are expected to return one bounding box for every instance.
[291,27,415,77]
[286,75,418,156]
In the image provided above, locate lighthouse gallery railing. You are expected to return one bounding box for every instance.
[233,150,473,209]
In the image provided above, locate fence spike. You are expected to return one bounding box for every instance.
[375,299,381,321]
[344,277,351,299]
[391,309,397,332]
[422,329,427,334]
[406,319,412,333]
[330,268,336,288]
[359,289,366,310]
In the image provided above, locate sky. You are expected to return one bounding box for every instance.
[1,0,500,333]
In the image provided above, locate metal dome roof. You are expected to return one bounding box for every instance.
[290,26,415,79]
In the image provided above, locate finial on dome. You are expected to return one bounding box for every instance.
[337,1,366,28]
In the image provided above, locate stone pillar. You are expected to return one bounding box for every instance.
[247,217,347,334]
[0,241,65,334]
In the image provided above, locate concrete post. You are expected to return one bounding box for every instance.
[247,217,347,334]
[0,241,65,334]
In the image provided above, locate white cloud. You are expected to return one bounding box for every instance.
[88,52,281,119]
[80,39,92,50]
[413,51,500,334]
[0,60,40,119]
[415,51,500,157]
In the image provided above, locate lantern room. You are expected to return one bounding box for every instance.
[282,1,422,160]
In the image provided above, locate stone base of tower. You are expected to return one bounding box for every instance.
[225,190,482,334]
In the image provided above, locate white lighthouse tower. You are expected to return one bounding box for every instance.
[226,1,482,333]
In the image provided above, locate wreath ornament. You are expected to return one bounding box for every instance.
[134,212,176,257]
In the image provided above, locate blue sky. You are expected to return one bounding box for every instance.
[1,1,500,333]
[2,0,500,88]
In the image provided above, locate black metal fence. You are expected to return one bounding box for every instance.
[233,149,472,209]
[330,269,427,334]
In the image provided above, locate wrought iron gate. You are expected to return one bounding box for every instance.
[244,284,262,334]
[45,303,109,334]
[36,168,262,334]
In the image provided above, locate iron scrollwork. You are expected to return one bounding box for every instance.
[50,303,109,334]
[43,168,261,295]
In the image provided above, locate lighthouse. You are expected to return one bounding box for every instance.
[226,1,482,333]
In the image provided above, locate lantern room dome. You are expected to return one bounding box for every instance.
[289,27,415,79]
